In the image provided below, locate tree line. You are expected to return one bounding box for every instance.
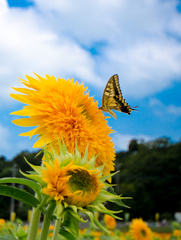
[111,137,181,221]
[0,137,181,221]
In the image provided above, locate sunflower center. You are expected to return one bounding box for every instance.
[66,116,78,129]
[66,168,98,195]
[141,229,146,237]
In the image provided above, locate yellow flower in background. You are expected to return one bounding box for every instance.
[152,232,172,240]
[129,218,152,240]
[158,233,172,240]
[0,219,6,230]
[79,228,88,234]
[48,225,54,237]
[104,214,116,230]
[173,229,181,238]
[152,232,161,240]
[23,225,28,231]
[90,230,102,237]
[10,74,115,179]
[0,219,6,225]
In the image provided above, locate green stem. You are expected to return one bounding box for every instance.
[27,195,48,240]
[39,203,56,240]
[27,207,41,240]
[52,218,61,240]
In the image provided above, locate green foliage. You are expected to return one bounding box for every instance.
[0,137,181,221]
[0,150,42,220]
[113,137,181,220]
[0,185,40,208]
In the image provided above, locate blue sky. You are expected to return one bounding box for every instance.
[0,0,181,160]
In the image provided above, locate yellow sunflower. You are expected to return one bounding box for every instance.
[129,218,152,240]
[0,219,6,230]
[48,225,54,237]
[173,229,181,239]
[0,219,6,225]
[10,73,115,179]
[42,159,73,203]
[22,140,124,233]
[104,214,116,230]
[42,158,103,207]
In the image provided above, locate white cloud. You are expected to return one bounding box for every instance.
[149,98,181,116]
[1,0,181,104]
[0,0,104,105]
[108,40,181,98]
[113,133,153,151]
[166,104,181,116]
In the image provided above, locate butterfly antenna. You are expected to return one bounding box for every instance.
[132,106,139,111]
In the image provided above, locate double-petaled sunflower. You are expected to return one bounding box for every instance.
[10,74,115,180]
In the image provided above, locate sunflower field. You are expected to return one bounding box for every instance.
[0,217,181,240]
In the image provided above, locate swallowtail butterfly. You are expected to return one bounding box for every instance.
[99,74,138,119]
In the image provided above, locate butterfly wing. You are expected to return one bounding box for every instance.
[100,74,138,118]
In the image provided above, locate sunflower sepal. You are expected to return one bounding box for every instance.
[95,160,107,174]
[23,157,44,175]
[107,186,132,208]
[109,198,131,209]
[56,138,74,165]
[95,189,123,202]
[43,146,54,164]
[65,204,78,213]
[79,208,111,234]
[56,201,64,219]
[80,143,89,165]
[40,196,56,209]
[61,203,88,224]
[60,212,80,238]
[87,203,123,216]
[74,140,82,162]
[50,144,62,161]
[19,170,46,187]
[82,154,96,170]
[67,208,88,223]
[100,171,119,183]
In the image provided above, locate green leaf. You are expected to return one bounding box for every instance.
[59,229,77,240]
[0,177,42,201]
[61,212,80,237]
[0,185,40,207]
[17,224,28,237]
[0,235,16,240]
[9,226,27,240]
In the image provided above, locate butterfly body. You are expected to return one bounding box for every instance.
[99,74,138,119]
